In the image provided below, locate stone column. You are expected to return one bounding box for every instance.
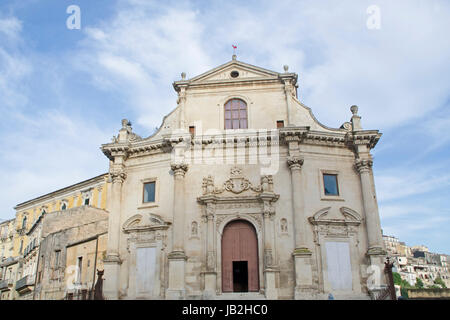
[355,159,384,253]
[287,156,314,299]
[203,201,216,298]
[262,202,278,299]
[355,158,387,289]
[167,163,188,299]
[103,165,126,300]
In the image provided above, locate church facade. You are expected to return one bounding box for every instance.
[101,56,387,300]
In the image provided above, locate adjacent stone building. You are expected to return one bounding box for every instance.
[0,219,18,300]
[34,206,108,300]
[0,174,109,300]
[101,56,387,300]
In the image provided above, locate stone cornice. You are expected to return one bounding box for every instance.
[14,173,108,211]
[173,58,296,92]
[347,130,382,150]
[279,126,310,141]
[101,127,382,161]
[176,77,283,91]
[197,194,279,205]
[101,142,131,160]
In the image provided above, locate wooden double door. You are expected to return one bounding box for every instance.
[221,220,259,292]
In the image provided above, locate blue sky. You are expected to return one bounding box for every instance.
[1,0,449,253]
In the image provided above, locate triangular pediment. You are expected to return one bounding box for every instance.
[188,59,280,84]
[309,207,362,226]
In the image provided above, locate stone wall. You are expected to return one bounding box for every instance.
[407,288,450,299]
[34,206,108,300]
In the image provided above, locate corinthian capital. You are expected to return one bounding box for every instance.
[287,156,304,170]
[110,170,127,184]
[355,159,373,174]
[171,163,189,176]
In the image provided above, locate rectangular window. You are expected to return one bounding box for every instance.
[323,174,339,196]
[143,182,156,203]
[84,197,90,205]
[55,250,60,267]
[277,120,284,128]
[77,257,83,283]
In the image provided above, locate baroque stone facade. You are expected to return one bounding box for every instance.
[101,57,387,300]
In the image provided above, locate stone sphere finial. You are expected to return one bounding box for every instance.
[232,54,237,61]
[350,105,359,115]
[181,72,186,80]
[283,65,289,72]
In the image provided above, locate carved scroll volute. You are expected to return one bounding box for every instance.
[287,156,304,170]
[355,159,373,174]
[170,163,188,177]
[110,168,127,184]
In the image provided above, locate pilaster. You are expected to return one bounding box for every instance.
[286,143,314,298]
[355,159,385,256]
[104,161,126,300]
[167,162,189,299]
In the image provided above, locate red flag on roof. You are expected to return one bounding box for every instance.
[232,45,237,49]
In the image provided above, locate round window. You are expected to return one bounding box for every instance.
[230,70,239,78]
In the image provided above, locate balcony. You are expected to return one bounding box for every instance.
[0,279,13,291]
[15,275,35,294]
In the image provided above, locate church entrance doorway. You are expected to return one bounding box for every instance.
[233,261,248,292]
[221,219,259,292]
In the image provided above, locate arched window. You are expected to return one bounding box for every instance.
[224,99,247,129]
[21,217,27,229]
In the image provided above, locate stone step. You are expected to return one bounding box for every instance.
[214,292,266,300]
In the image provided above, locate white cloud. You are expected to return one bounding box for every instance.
[0,16,31,110]
[75,2,214,129]
[69,0,450,133]
[0,16,22,41]
[0,15,110,219]
[0,109,110,217]
[375,164,450,202]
